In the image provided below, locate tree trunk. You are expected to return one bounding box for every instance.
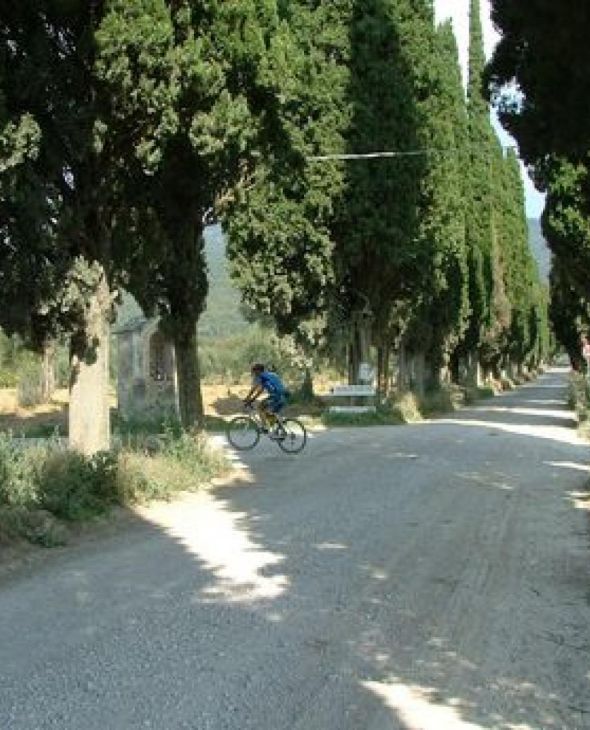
[299,367,314,402]
[397,342,410,392]
[410,351,426,398]
[460,349,483,388]
[376,345,390,398]
[348,314,371,384]
[41,339,56,403]
[69,273,111,455]
[173,321,203,429]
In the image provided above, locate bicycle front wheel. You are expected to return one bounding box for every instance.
[276,418,307,454]
[226,416,260,450]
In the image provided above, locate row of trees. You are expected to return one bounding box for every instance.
[226,0,549,396]
[486,0,590,364]
[1,0,549,455]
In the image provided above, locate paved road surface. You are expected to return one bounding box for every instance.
[1,367,589,729]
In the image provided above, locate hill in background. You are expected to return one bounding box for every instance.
[116,225,247,337]
[527,218,551,283]
[118,220,552,335]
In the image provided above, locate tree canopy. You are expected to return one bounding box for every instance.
[486,0,590,165]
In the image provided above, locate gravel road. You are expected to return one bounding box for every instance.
[1,367,589,730]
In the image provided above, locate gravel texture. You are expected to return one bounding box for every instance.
[1,367,589,730]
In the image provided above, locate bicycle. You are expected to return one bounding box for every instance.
[226,403,307,454]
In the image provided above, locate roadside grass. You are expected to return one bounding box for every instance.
[0,429,228,549]
[567,372,590,440]
[322,409,405,428]
[321,383,497,428]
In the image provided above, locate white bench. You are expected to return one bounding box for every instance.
[328,384,377,413]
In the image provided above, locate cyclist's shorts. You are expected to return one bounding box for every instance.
[263,395,286,413]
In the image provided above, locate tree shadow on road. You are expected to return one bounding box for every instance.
[2,369,589,729]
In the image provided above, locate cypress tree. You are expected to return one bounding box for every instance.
[497,150,544,375]
[549,259,589,370]
[331,0,426,385]
[400,17,469,391]
[224,1,351,366]
[95,0,282,428]
[0,2,126,453]
[458,0,505,384]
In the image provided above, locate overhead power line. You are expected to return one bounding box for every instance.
[307,144,517,162]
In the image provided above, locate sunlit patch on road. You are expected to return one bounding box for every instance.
[363,679,491,730]
[136,491,289,603]
[545,461,590,473]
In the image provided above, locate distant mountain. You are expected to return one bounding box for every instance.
[200,224,247,338]
[115,224,247,338]
[527,218,551,283]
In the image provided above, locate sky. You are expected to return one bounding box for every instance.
[434,0,546,219]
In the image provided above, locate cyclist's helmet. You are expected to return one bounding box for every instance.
[251,363,265,374]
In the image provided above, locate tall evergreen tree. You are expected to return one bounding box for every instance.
[549,259,589,370]
[487,0,590,167]
[400,17,469,391]
[542,157,590,298]
[96,0,281,428]
[496,149,545,374]
[332,0,426,384]
[225,1,351,367]
[457,0,507,383]
[0,2,132,453]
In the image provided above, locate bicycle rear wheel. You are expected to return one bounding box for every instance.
[227,416,260,450]
[276,418,307,454]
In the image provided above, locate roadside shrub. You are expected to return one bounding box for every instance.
[37,450,118,520]
[568,373,589,419]
[418,387,460,417]
[0,507,68,547]
[0,434,44,508]
[0,427,228,546]
[463,385,496,405]
[0,371,18,388]
[16,361,45,407]
[390,391,423,423]
[322,409,404,428]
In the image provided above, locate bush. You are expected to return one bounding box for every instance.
[418,387,459,417]
[463,386,496,405]
[0,434,45,508]
[38,450,118,521]
[390,392,423,423]
[322,409,404,428]
[17,361,44,407]
[0,428,228,546]
[568,373,589,420]
[0,507,68,547]
[0,370,18,388]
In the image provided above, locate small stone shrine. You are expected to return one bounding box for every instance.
[114,317,178,419]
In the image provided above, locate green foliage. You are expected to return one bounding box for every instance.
[461,0,498,354]
[0,434,43,508]
[0,430,227,545]
[322,410,404,428]
[16,360,44,407]
[401,17,469,378]
[199,326,302,384]
[487,1,590,166]
[549,259,590,369]
[225,1,349,356]
[94,0,284,427]
[0,507,68,547]
[463,385,496,404]
[567,373,590,440]
[543,158,590,295]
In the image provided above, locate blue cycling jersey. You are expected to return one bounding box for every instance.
[254,371,286,396]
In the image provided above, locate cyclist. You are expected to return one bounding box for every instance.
[244,363,287,434]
